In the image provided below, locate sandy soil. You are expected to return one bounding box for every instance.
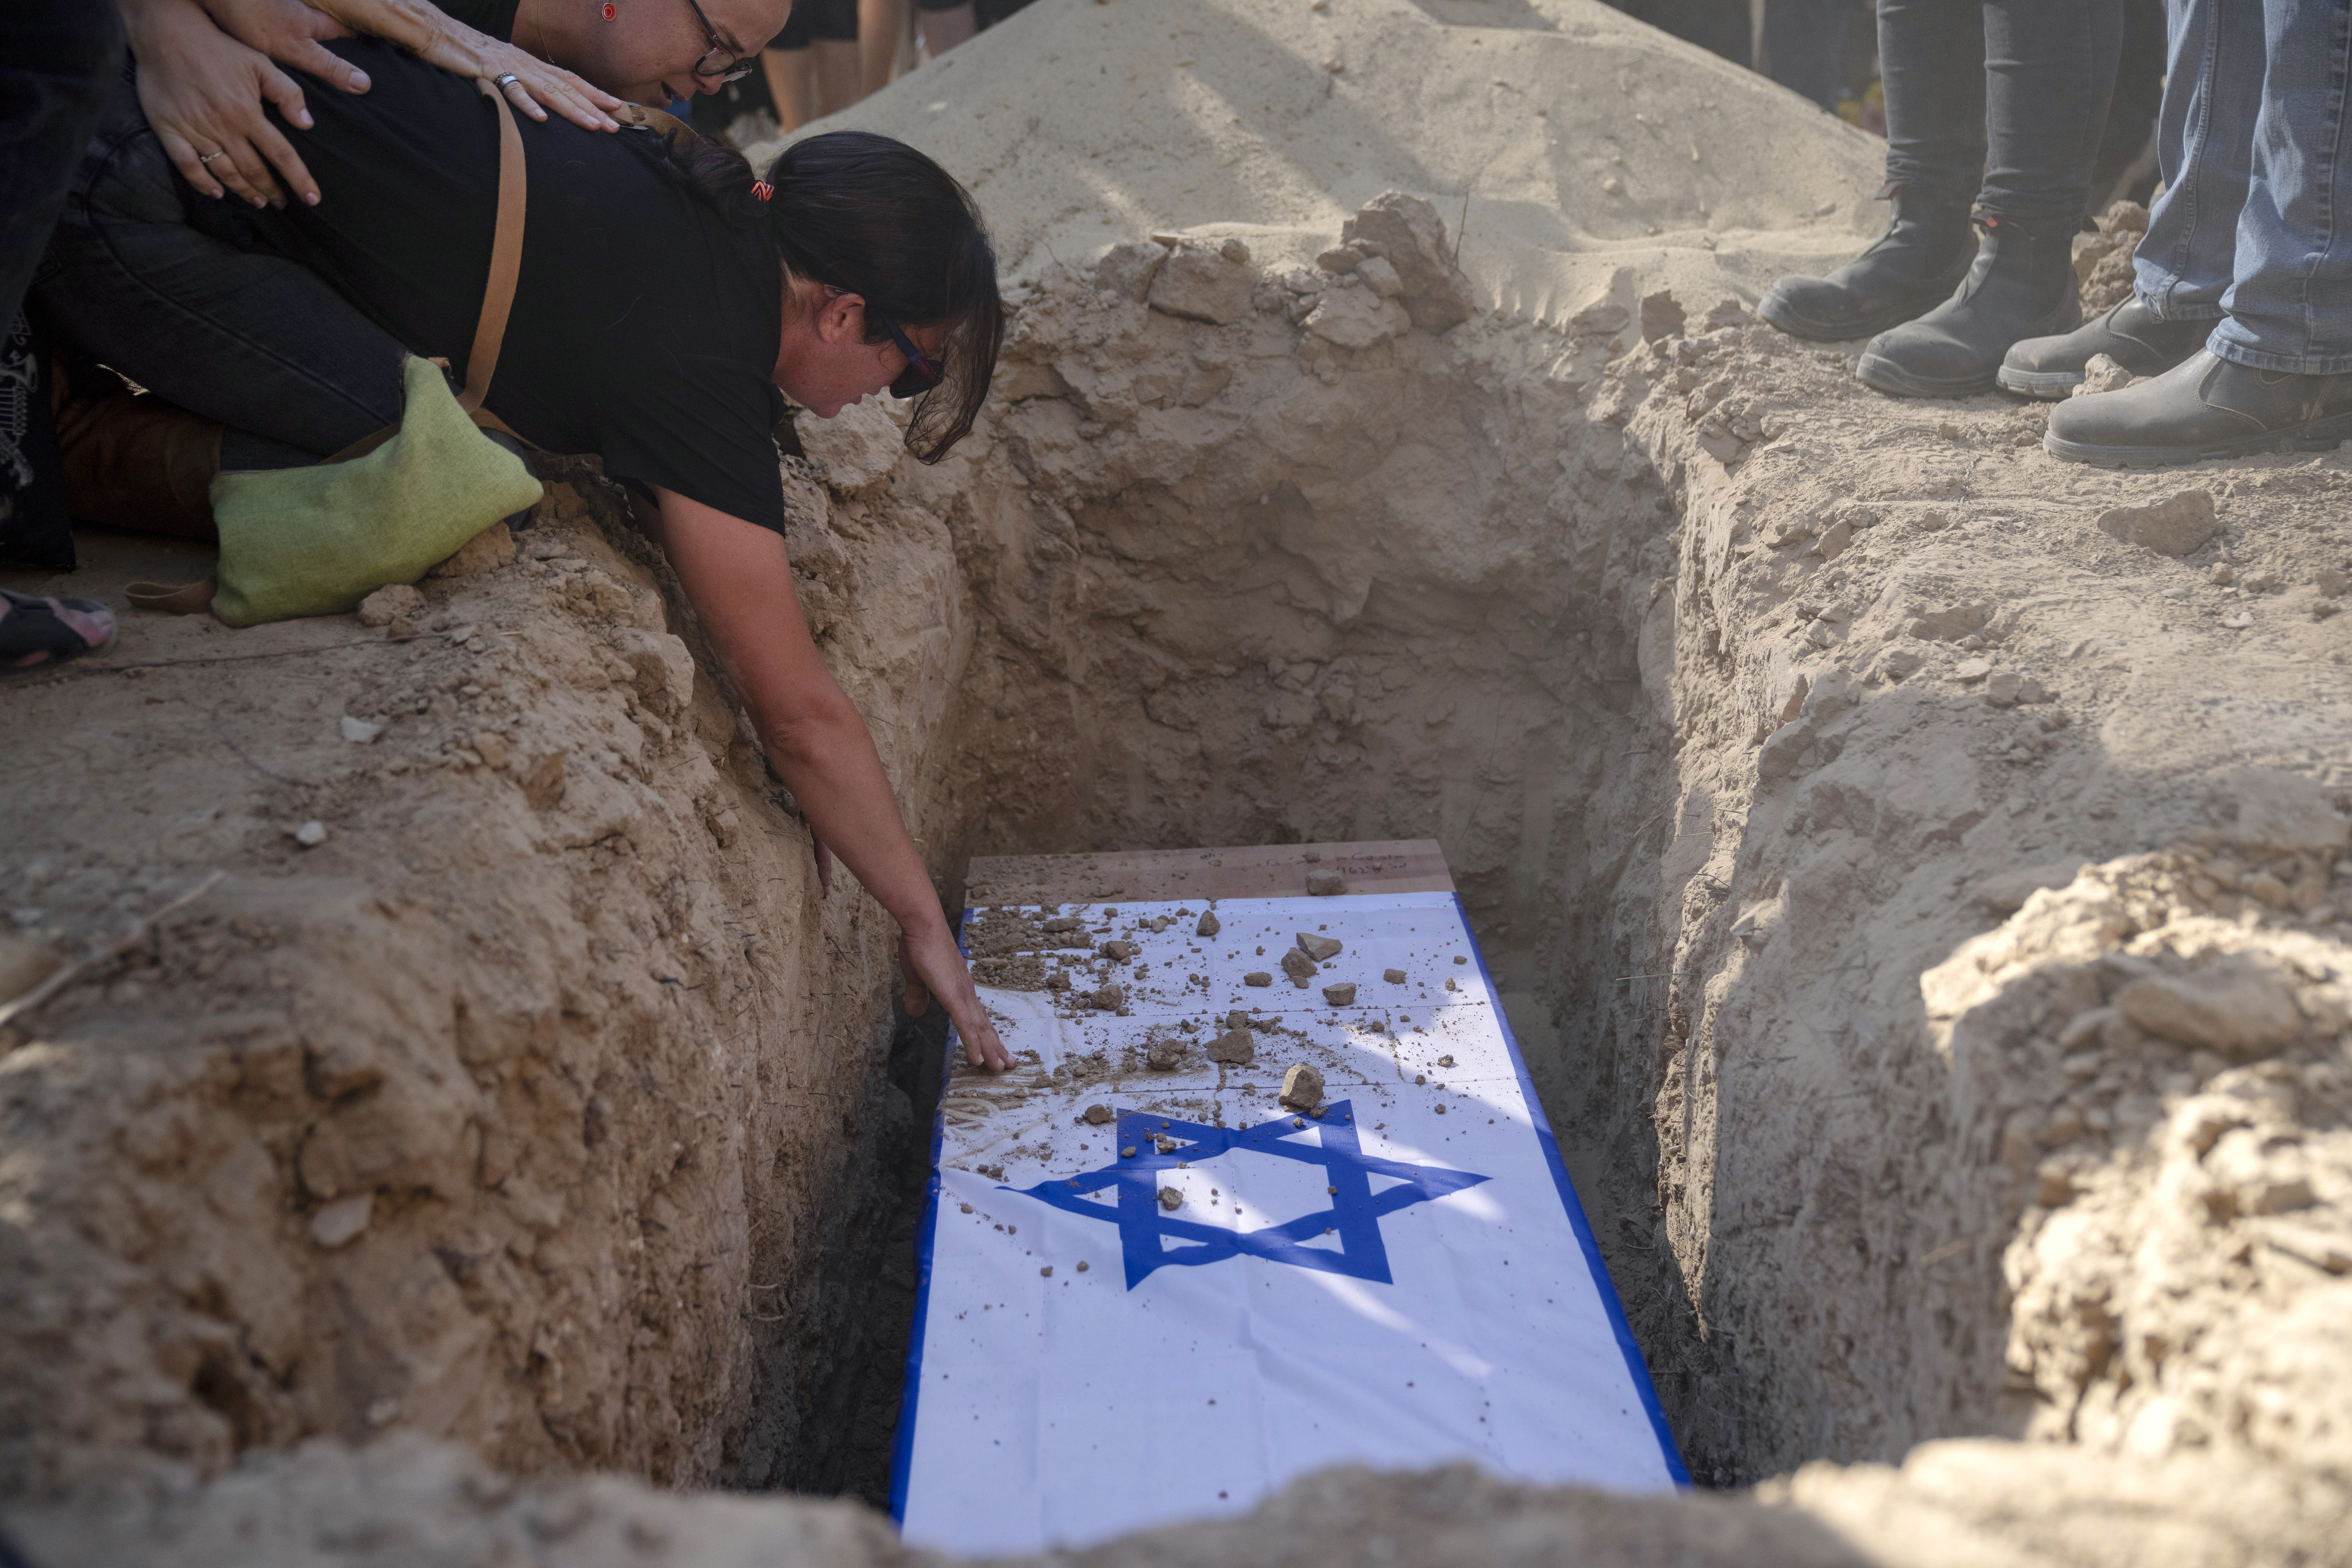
[750,0,1888,327]
[6,0,2351,1563]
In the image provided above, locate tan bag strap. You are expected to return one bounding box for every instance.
[312,81,530,469]
[459,76,527,418]
[612,101,700,141]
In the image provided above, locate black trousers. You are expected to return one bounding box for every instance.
[1879,0,2124,229]
[0,0,122,330]
[0,0,125,567]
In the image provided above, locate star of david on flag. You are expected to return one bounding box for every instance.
[1006,1100,1489,1289]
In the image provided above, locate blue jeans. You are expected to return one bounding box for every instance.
[2137,0,2352,373]
[33,74,407,469]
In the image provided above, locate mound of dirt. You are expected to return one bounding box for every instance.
[751,0,1886,324]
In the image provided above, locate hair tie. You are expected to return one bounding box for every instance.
[751,180,774,202]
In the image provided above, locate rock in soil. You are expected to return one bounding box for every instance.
[2071,352,2141,397]
[0,934,62,1004]
[2114,957,2303,1056]
[1207,1029,1256,1066]
[2095,488,2219,557]
[428,523,518,580]
[1280,1063,1324,1111]
[357,582,425,627]
[1296,933,1342,961]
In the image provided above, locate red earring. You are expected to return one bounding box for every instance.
[601,2,616,18]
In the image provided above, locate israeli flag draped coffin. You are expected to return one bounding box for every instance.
[893,890,1683,1554]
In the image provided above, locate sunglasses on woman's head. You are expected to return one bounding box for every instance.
[873,314,944,399]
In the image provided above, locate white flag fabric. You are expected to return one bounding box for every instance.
[893,891,1683,1554]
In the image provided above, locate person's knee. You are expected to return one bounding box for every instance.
[68,81,186,230]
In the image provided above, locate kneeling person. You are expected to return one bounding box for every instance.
[37,36,1015,1071]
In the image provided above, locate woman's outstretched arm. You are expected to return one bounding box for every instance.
[657,486,1015,1073]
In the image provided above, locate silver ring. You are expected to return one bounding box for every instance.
[198,151,225,164]
[493,72,520,88]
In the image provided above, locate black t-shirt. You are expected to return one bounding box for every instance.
[251,38,786,531]
[436,0,521,43]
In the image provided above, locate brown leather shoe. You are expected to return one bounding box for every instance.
[55,391,221,540]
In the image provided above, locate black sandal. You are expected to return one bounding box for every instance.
[1,588,115,667]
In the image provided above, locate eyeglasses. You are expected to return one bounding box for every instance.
[873,313,944,399]
[682,0,756,83]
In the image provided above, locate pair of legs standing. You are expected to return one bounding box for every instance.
[2040,0,2352,462]
[1759,0,2124,396]
[1762,0,2352,464]
[761,0,905,132]
[758,0,1033,131]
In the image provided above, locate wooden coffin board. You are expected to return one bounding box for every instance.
[962,839,1453,906]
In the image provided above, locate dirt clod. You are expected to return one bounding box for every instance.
[0,934,62,1003]
[1280,1064,1324,1111]
[1384,968,1406,983]
[1296,933,1342,961]
[1207,1029,1256,1066]
[357,582,425,627]
[1306,868,1346,896]
[1322,983,1357,1006]
[1158,1187,1183,1211]
[1243,971,1272,987]
[2114,957,2303,1056]
[1146,1037,1186,1071]
[2095,488,2220,557]
[1083,1104,1114,1126]
[1196,910,1221,937]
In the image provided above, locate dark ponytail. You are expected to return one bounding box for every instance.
[662,129,1002,464]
